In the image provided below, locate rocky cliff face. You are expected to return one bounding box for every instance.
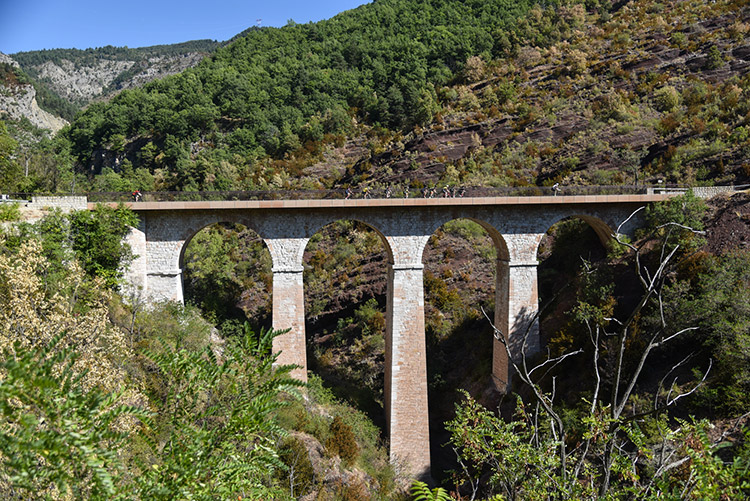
[32,52,207,104]
[0,52,68,133]
[35,58,135,103]
[1,43,214,132]
[109,53,207,91]
[0,53,19,68]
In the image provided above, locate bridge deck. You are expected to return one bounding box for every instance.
[93,193,676,211]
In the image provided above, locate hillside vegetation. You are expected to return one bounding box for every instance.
[3,0,750,195]
[0,204,404,500]
[53,0,542,189]
[3,0,749,196]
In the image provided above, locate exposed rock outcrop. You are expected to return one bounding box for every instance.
[0,52,68,133]
[2,44,213,135]
[36,58,135,102]
[33,52,207,103]
[112,53,207,91]
[0,53,19,68]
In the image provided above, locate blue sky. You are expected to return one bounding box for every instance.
[0,1,370,54]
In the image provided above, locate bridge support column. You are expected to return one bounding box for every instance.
[267,236,309,382]
[271,266,307,382]
[492,259,540,391]
[385,262,431,479]
[493,258,510,391]
[121,220,147,300]
[146,269,184,304]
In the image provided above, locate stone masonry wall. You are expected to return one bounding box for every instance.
[692,186,737,198]
[271,267,308,381]
[19,196,88,222]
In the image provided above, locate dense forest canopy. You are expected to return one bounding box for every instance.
[58,0,544,189]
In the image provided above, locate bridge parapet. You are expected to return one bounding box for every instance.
[93,193,677,211]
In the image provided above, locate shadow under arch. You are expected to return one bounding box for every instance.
[419,216,510,481]
[179,219,273,333]
[534,213,616,304]
[534,213,613,393]
[539,213,618,257]
[301,217,394,431]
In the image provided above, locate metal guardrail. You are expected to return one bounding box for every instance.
[3,184,742,203]
[3,185,650,203]
[0,194,30,203]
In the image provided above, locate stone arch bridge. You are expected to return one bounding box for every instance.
[111,193,671,479]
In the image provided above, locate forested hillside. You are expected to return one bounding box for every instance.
[5,0,747,196]
[3,0,750,195]
[56,0,544,189]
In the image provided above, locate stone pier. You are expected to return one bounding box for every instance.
[267,237,310,381]
[385,260,431,477]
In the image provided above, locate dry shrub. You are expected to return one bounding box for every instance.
[326,414,359,464]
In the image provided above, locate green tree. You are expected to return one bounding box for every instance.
[449,394,750,499]
[0,202,20,222]
[644,190,706,253]
[59,0,540,189]
[3,204,138,292]
[446,392,561,499]
[0,335,150,499]
[663,250,750,413]
[0,121,21,192]
[68,203,139,287]
[135,324,304,500]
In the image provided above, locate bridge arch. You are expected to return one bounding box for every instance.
[419,216,511,379]
[177,217,270,274]
[537,213,617,259]
[533,214,613,366]
[419,216,508,470]
[302,219,392,425]
[179,220,273,332]
[430,216,510,260]
[305,217,395,265]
